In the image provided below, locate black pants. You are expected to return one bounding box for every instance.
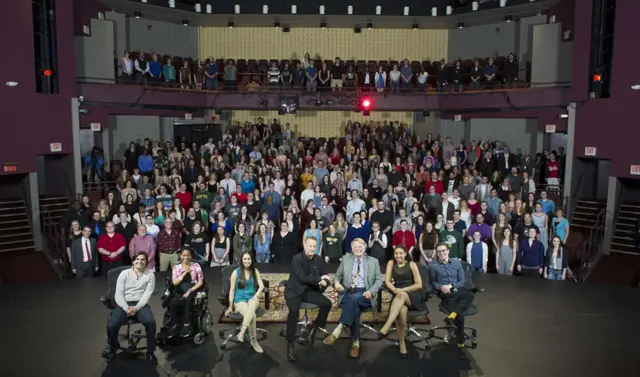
[107,303,156,353]
[285,290,332,342]
[101,259,123,277]
[521,267,541,277]
[440,287,475,343]
[168,293,195,326]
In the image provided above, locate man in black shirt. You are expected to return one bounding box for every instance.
[516,213,540,241]
[370,201,394,260]
[330,57,345,91]
[183,222,210,264]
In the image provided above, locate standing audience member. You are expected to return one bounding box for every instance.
[97,222,127,275]
[157,219,181,271]
[544,236,568,280]
[517,228,545,277]
[70,226,99,278]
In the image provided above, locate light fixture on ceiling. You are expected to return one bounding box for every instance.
[505,15,513,22]
[228,21,234,28]
[168,0,175,9]
[194,3,201,12]
[632,85,640,90]
[412,23,418,30]
[320,5,325,15]
[500,0,507,7]
[321,21,327,29]
[262,5,268,14]
[134,10,142,18]
[141,0,147,3]
[472,1,478,11]
[291,5,297,14]
[431,7,437,17]
[182,19,189,26]
[457,21,464,29]
[206,4,211,13]
[375,6,381,15]
[367,22,373,29]
[558,114,568,119]
[274,21,280,28]
[403,6,410,16]
[234,5,240,14]
[446,6,453,15]
[347,5,353,15]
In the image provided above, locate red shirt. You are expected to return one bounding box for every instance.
[97,232,126,262]
[330,154,342,166]
[232,192,248,204]
[546,161,560,179]
[425,179,444,194]
[175,191,192,211]
[392,230,416,249]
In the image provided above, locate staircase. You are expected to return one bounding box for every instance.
[571,199,606,231]
[39,195,69,230]
[0,198,35,252]
[611,202,640,254]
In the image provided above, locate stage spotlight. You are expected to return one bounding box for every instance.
[195,3,201,12]
[403,6,410,16]
[505,15,513,22]
[358,97,372,116]
[321,21,327,29]
[446,6,452,15]
[320,5,325,15]
[376,6,381,15]
[206,4,211,13]
[472,2,478,11]
[291,5,297,14]
[347,5,353,14]
[500,0,508,7]
[431,7,437,17]
[263,5,268,14]
[367,22,373,29]
[234,5,240,14]
[274,21,280,28]
[412,23,418,30]
[168,0,175,8]
[457,21,464,28]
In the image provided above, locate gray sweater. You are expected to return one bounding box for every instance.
[115,268,156,311]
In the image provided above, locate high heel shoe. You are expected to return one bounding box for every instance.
[377,328,389,340]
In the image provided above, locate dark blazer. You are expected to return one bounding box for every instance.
[284,253,327,299]
[544,247,569,269]
[497,152,518,174]
[436,201,456,221]
[70,237,98,271]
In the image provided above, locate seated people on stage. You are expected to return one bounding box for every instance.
[284,237,333,362]
[224,251,265,353]
[70,226,99,278]
[378,246,425,358]
[168,248,204,338]
[428,243,476,357]
[104,252,157,364]
[322,238,383,358]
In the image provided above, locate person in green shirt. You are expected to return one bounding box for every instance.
[439,219,465,260]
[193,182,213,212]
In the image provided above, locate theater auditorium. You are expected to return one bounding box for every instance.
[1,0,640,376]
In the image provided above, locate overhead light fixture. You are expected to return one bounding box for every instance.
[234,5,240,14]
[228,21,234,28]
[500,0,507,7]
[375,6,381,15]
[5,81,18,87]
[431,7,437,17]
[194,3,201,12]
[505,15,513,22]
[412,23,418,30]
[559,114,568,119]
[457,21,464,29]
[168,0,175,8]
[446,6,453,15]
[206,4,211,13]
[367,22,373,29]
[472,2,479,11]
[274,21,280,28]
[321,21,327,29]
[134,10,142,18]
[320,5,325,15]
[291,5,297,14]
[182,19,189,26]
[347,5,353,15]
[141,0,147,3]
[262,5,268,14]
[403,6,410,16]
[631,85,640,90]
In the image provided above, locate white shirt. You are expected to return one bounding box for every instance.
[134,59,149,73]
[346,199,366,223]
[368,232,388,249]
[121,57,133,75]
[273,178,286,195]
[300,189,314,205]
[418,72,428,84]
[466,241,489,268]
[145,224,160,239]
[220,178,236,195]
[441,202,449,217]
[81,237,92,262]
[504,153,510,169]
[448,196,460,209]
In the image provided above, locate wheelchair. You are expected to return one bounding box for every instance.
[156,275,214,348]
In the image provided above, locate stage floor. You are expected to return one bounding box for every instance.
[1,266,640,377]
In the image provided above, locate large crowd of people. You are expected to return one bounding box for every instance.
[66,117,571,363]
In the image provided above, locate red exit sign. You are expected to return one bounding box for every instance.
[631,165,640,176]
[3,163,18,173]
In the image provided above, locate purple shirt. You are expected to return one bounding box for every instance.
[467,223,492,242]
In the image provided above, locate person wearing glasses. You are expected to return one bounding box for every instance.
[428,243,476,359]
[97,221,127,275]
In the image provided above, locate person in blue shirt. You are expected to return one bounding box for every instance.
[483,57,497,88]
[429,243,476,357]
[516,227,545,277]
[537,190,556,217]
[137,150,154,175]
[550,208,570,244]
[84,147,106,187]
[204,56,218,90]
[148,54,162,83]
[240,173,255,194]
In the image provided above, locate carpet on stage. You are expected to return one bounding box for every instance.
[217,272,431,325]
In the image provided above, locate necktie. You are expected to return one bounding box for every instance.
[85,239,92,262]
[352,259,360,289]
[95,224,99,235]
[402,232,407,247]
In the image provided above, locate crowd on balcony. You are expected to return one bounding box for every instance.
[118,51,522,92]
[67,117,569,284]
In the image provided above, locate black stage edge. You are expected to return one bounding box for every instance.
[1,266,640,377]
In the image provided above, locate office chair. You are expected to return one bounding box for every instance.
[277,280,329,344]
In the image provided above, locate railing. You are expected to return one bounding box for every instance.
[40,206,68,280]
[569,208,606,282]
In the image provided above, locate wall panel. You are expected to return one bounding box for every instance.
[199,28,447,61]
[128,18,199,58]
[230,111,413,138]
[75,19,115,82]
[447,21,517,61]
[469,118,540,154]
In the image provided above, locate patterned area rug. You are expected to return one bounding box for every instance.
[218,272,431,324]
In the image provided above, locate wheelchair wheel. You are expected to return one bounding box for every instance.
[470,341,478,349]
[193,333,205,346]
[200,312,214,334]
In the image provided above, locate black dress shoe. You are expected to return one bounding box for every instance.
[287,342,297,362]
[307,326,317,345]
[147,352,158,365]
[101,349,115,362]
[471,286,485,293]
[166,325,178,339]
[180,324,192,338]
[400,352,408,359]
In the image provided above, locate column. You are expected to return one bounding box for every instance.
[602,177,619,256]
[563,102,576,217]
[27,172,44,251]
[71,98,83,195]
[102,128,111,172]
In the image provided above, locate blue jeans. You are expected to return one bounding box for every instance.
[547,268,563,280]
[473,267,484,273]
[206,78,218,90]
[256,251,271,263]
[339,288,372,339]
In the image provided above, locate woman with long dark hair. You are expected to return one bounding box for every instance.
[496,227,517,275]
[418,221,438,263]
[544,236,568,280]
[225,252,265,353]
[169,248,204,338]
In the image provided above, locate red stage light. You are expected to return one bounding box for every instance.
[43,69,52,77]
[592,74,602,82]
[362,99,371,108]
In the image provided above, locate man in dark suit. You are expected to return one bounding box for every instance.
[437,192,456,221]
[497,146,518,176]
[284,237,332,362]
[88,211,106,239]
[70,226,99,278]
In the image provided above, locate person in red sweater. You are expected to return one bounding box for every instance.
[392,219,416,258]
[97,221,127,275]
[174,183,192,211]
[231,183,248,204]
[424,172,444,195]
[329,148,342,166]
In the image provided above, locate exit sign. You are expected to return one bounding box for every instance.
[3,163,18,173]
[584,147,597,156]
[49,142,62,153]
[545,124,556,133]
[631,165,640,176]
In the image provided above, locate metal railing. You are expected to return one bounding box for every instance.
[569,208,606,282]
[40,206,69,280]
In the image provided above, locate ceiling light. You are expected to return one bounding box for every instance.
[194,3,201,12]
[274,21,280,28]
[5,81,18,87]
[134,10,142,18]
[631,85,640,90]
[206,4,211,13]
[262,5,268,14]
[367,22,373,29]
[320,5,325,15]
[412,23,418,30]
[228,21,234,28]
[472,2,479,11]
[234,5,240,14]
[403,6,410,16]
[182,19,189,26]
[559,114,568,119]
[141,0,147,3]
[505,15,513,22]
[446,6,453,15]
[500,0,507,7]
[457,21,464,29]
[168,0,175,8]
[321,21,327,29]
[291,5,297,14]
[375,6,381,15]
[431,7,437,17]
[347,5,353,15]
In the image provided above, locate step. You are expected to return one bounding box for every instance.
[615,222,634,228]
[0,207,28,216]
[619,210,640,217]
[617,216,637,221]
[0,240,35,249]
[575,200,606,208]
[572,211,600,217]
[571,223,594,229]
[613,235,634,243]
[0,245,36,253]
[0,199,25,206]
[39,195,68,202]
[571,217,594,223]
[620,203,640,210]
[41,202,69,208]
[0,225,31,232]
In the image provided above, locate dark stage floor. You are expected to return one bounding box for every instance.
[1,266,640,377]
